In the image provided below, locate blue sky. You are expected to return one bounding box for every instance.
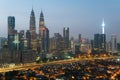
[0,0,120,41]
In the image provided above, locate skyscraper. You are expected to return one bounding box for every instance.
[29,9,37,50]
[94,34,101,50]
[63,27,69,49]
[94,34,106,53]
[30,9,36,39]
[78,34,81,49]
[39,11,49,53]
[0,37,7,50]
[26,30,31,49]
[54,33,64,51]
[101,34,106,50]
[111,34,117,53]
[70,37,75,54]
[8,16,16,62]
[78,34,81,43]
[8,16,15,49]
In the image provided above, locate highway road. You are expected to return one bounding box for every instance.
[0,55,117,73]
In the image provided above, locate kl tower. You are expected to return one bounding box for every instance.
[101,18,106,52]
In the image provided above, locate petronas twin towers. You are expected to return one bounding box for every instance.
[29,9,49,53]
[30,9,36,40]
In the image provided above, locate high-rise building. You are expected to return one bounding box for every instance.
[19,30,25,50]
[80,38,90,53]
[30,9,36,39]
[0,37,7,50]
[50,33,65,52]
[94,34,106,53]
[8,16,15,49]
[94,34,101,51]
[106,41,112,53]
[70,37,75,54]
[26,30,31,49]
[54,33,64,51]
[63,27,69,49]
[111,34,117,53]
[78,34,81,43]
[39,11,49,53]
[29,9,37,50]
[91,40,94,51]
[19,30,24,39]
[78,34,81,50]
[13,33,20,50]
[117,43,120,52]
[49,37,56,52]
[101,34,106,50]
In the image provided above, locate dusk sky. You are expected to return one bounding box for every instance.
[0,0,120,41]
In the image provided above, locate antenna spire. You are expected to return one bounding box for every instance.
[102,18,105,34]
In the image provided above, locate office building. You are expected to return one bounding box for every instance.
[0,37,7,50]
[80,38,90,53]
[94,34,106,53]
[8,16,15,50]
[111,34,117,53]
[70,37,75,54]
[63,27,69,49]
[55,33,64,51]
[26,30,31,49]
[101,34,106,50]
[117,43,120,52]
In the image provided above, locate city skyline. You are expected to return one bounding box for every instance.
[0,0,120,41]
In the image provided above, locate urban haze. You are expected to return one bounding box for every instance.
[0,0,120,80]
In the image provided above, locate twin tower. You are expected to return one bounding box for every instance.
[29,9,49,53]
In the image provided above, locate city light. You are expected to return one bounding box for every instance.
[0,0,120,80]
